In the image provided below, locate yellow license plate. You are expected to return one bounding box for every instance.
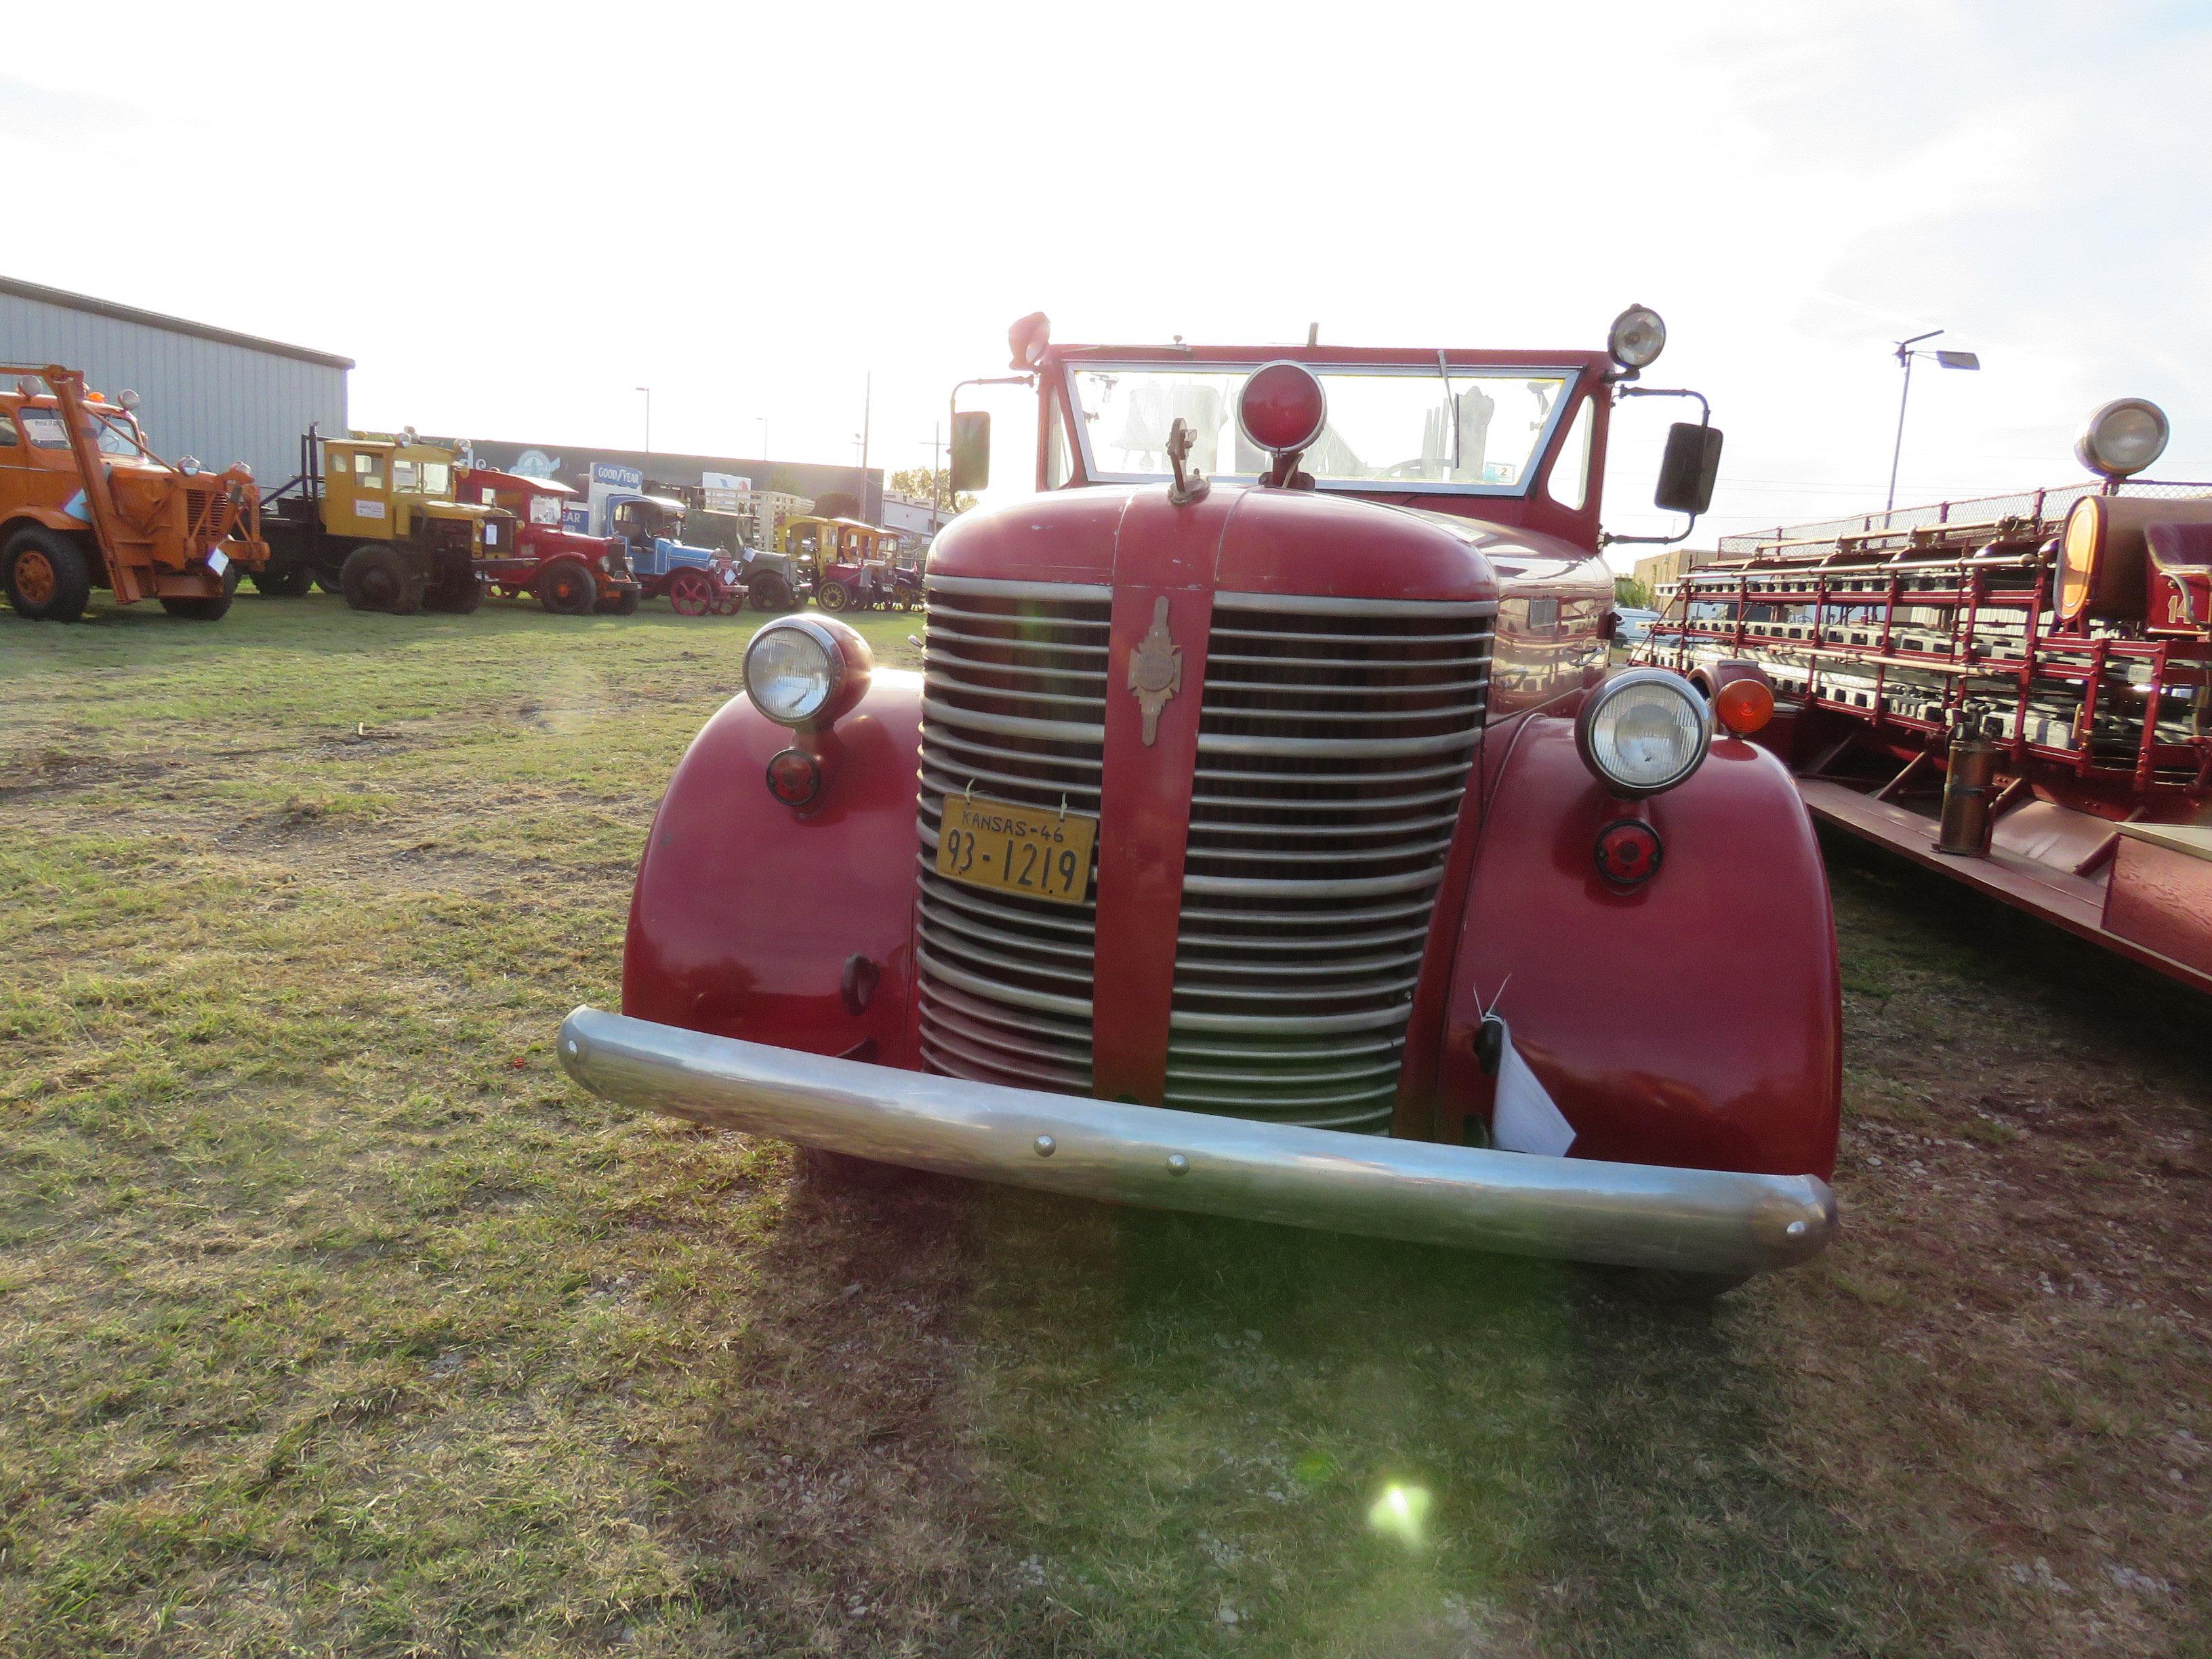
[937,794,1097,906]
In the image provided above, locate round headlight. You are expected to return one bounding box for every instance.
[180,455,202,476]
[2073,398,2169,479]
[1578,669,1713,796]
[743,617,845,726]
[1607,304,1667,371]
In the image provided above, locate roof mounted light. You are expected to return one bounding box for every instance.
[117,389,142,411]
[1238,361,1328,459]
[2073,397,2169,480]
[1577,669,1712,796]
[14,377,39,398]
[1008,311,1051,370]
[1607,304,1667,371]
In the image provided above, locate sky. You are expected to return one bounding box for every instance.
[6,0,2209,560]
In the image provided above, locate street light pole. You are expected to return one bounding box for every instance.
[636,386,652,458]
[1884,330,1980,517]
[757,416,769,465]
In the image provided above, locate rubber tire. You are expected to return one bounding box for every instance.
[315,563,348,596]
[536,560,598,616]
[748,571,792,612]
[817,578,853,613]
[250,559,315,598]
[2,525,94,622]
[341,544,422,615]
[598,588,640,616]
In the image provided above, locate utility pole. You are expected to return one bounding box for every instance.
[757,415,769,465]
[860,371,872,518]
[636,386,652,457]
[924,422,947,528]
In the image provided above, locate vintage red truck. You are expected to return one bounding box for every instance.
[456,466,640,615]
[1634,401,2212,997]
[557,310,1841,1296]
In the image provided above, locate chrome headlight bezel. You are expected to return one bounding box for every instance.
[1576,668,1713,797]
[743,616,846,727]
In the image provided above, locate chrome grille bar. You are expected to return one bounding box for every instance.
[916,578,1112,1094]
[1166,592,1494,1132]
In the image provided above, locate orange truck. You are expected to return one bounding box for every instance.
[0,363,265,621]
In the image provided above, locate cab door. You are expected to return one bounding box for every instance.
[321,444,395,541]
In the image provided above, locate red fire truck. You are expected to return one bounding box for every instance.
[1635,401,2212,996]
[456,466,640,615]
[556,310,1841,1296]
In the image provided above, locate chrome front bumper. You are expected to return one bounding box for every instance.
[558,1006,1837,1277]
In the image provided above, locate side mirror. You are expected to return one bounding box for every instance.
[1654,422,1723,516]
[949,410,991,494]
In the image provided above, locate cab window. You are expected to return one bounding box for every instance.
[1544,396,1593,512]
[18,408,71,449]
[0,413,18,447]
[351,451,386,489]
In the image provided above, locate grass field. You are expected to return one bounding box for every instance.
[2,593,2207,1658]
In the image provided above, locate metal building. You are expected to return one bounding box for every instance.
[0,275,350,487]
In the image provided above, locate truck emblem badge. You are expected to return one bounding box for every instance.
[1128,596,1182,745]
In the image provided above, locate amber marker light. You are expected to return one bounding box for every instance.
[1715,678,1775,735]
[765,747,823,808]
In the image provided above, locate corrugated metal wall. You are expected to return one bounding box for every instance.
[0,291,346,489]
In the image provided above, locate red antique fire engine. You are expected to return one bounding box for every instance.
[558,310,1841,1294]
[1634,402,2212,996]
[456,466,641,615]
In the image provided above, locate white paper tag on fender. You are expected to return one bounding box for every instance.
[205,546,230,577]
[1492,1033,1576,1158]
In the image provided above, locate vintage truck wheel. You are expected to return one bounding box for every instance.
[747,571,793,612]
[816,578,853,612]
[315,562,348,596]
[667,569,714,616]
[711,588,744,615]
[341,544,421,615]
[250,558,315,597]
[536,559,599,616]
[598,588,640,616]
[1,527,94,623]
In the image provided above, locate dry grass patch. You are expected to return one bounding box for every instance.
[0,596,2204,1656]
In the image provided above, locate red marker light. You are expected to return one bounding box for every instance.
[1238,361,1329,455]
[765,747,823,808]
[1594,818,1663,887]
[1715,678,1775,735]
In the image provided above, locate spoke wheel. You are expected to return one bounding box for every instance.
[668,570,713,616]
[816,579,852,613]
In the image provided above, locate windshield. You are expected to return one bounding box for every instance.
[1068,364,1574,493]
[89,409,148,457]
[392,458,453,495]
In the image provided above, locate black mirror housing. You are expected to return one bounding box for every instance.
[949,410,991,495]
[1655,422,1723,516]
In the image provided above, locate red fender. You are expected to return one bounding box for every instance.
[1437,713,1841,1178]
[621,670,924,1065]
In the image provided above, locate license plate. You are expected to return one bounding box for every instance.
[937,794,1097,906]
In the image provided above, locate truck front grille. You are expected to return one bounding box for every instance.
[1168,594,1492,1132]
[913,577,1493,1133]
[915,575,1109,1092]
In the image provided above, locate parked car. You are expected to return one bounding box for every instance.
[457,467,639,615]
[607,495,745,615]
[1614,606,1662,643]
[556,307,1841,1300]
